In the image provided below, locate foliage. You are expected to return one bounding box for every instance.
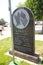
[0,18,6,25]
[25,0,43,21]
[17,0,43,21]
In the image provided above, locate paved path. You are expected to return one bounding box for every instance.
[35,35,43,41]
[0,27,11,40]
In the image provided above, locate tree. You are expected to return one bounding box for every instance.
[17,0,42,20]
[17,0,43,33]
[0,18,6,25]
[17,0,43,21]
[25,0,42,21]
[36,0,43,33]
[25,0,43,33]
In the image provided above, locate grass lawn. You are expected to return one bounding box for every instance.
[0,37,12,65]
[35,40,43,55]
[0,37,43,65]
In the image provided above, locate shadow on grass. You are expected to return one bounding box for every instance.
[41,60,43,64]
[0,62,11,65]
[0,63,5,65]
[36,33,43,35]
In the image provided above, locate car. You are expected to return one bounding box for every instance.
[35,21,43,25]
[35,22,37,25]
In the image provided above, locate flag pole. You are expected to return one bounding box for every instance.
[8,0,18,65]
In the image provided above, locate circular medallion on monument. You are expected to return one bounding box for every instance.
[12,8,30,29]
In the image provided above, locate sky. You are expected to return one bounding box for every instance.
[0,0,25,22]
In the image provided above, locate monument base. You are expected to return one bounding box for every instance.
[9,50,40,64]
[9,61,18,65]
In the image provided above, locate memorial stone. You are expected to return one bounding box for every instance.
[12,7,35,55]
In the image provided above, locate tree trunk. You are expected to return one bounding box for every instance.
[41,14,43,34]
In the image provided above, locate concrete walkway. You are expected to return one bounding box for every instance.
[0,27,11,40]
[35,35,43,41]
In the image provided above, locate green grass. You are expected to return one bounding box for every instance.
[35,40,43,65]
[0,37,30,65]
[0,37,12,65]
[0,37,12,54]
[35,34,43,35]
[35,40,43,55]
[0,37,43,65]
[0,55,12,65]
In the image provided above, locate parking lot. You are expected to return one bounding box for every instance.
[35,25,42,33]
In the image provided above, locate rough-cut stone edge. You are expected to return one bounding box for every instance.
[9,50,40,63]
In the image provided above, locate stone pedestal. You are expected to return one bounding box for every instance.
[9,50,40,64]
